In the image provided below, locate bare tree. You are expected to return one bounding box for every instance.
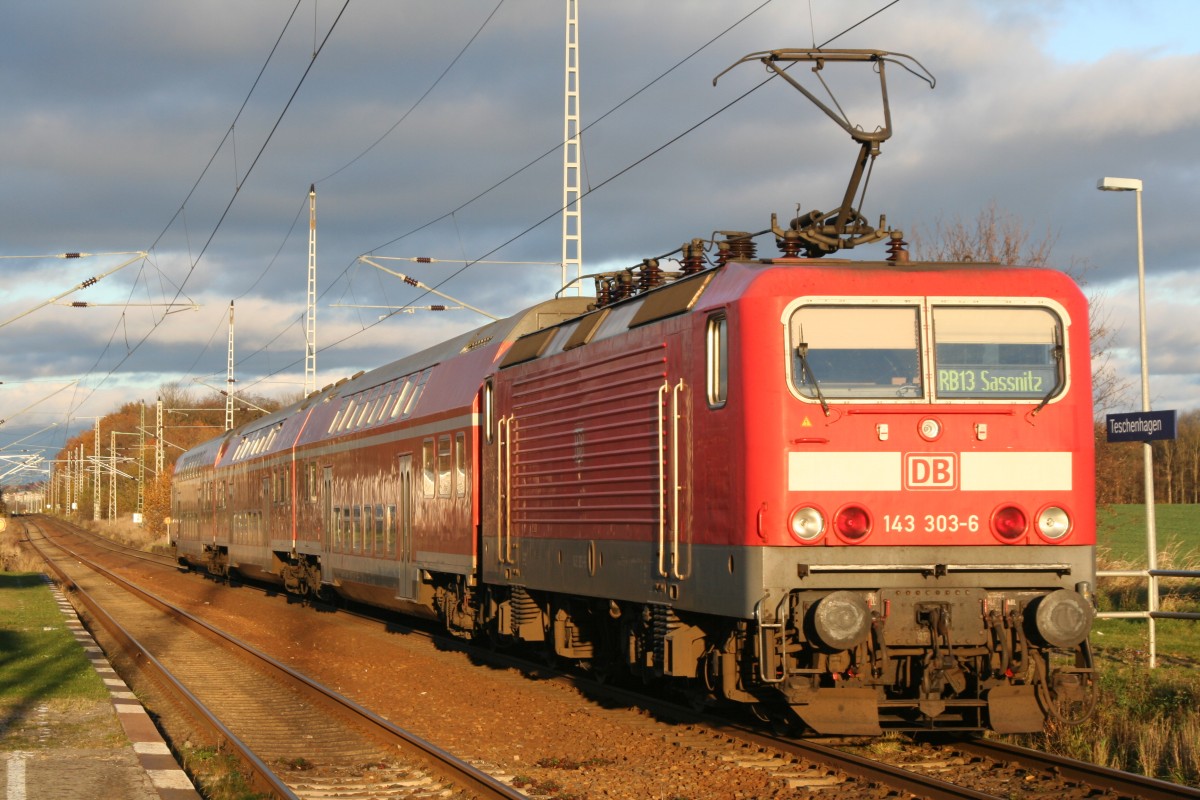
[911,201,1131,414]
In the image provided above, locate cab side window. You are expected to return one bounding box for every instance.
[706,313,728,407]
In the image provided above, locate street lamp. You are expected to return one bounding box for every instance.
[1097,175,1158,667]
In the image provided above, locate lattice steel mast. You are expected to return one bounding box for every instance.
[305,184,317,396]
[561,0,582,294]
[226,301,235,431]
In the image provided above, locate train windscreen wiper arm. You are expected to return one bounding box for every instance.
[796,340,831,417]
[1030,328,1065,417]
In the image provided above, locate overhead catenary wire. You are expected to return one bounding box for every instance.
[49,1,353,433]
[0,252,148,331]
[366,0,907,313]
[193,0,789,395]
[363,0,781,256]
[316,0,508,185]
[214,2,513,393]
[38,1,907,431]
[213,1,908,399]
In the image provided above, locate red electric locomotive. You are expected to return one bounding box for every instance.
[172,49,1097,734]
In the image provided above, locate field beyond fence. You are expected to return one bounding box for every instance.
[1023,504,1200,785]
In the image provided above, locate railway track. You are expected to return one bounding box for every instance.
[952,737,1200,800]
[27,516,1200,799]
[24,516,524,800]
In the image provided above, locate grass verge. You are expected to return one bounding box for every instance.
[0,571,121,750]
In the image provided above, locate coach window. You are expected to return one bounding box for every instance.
[367,384,390,425]
[374,504,386,554]
[437,435,452,497]
[339,399,357,432]
[706,313,728,407]
[404,368,432,418]
[483,380,494,443]
[353,390,375,428]
[386,505,397,556]
[362,505,374,554]
[454,432,466,497]
[352,505,362,552]
[422,438,436,497]
[390,379,412,419]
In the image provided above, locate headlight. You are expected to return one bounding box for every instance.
[788,506,825,543]
[1036,506,1071,541]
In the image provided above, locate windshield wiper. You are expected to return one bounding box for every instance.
[796,338,831,417]
[1030,327,1064,417]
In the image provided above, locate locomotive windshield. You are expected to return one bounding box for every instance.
[790,305,922,399]
[787,301,1066,403]
[931,305,1062,400]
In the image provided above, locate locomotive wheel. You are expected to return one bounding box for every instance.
[540,642,561,669]
[484,624,513,652]
[583,657,616,684]
[751,703,797,736]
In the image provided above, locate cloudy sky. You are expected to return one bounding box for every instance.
[2,0,1198,478]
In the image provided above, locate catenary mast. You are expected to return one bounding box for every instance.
[305,185,317,397]
[561,0,582,294]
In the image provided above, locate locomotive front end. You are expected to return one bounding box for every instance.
[742,264,1097,734]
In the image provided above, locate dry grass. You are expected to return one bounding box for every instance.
[1026,654,1200,786]
[0,520,45,573]
[1032,542,1200,786]
[79,515,172,554]
[1094,539,1200,612]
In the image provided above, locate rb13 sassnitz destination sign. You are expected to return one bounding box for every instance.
[1106,409,1177,443]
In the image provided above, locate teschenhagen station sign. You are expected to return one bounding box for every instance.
[1106,410,1178,443]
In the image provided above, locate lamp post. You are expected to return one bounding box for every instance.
[1097,175,1158,667]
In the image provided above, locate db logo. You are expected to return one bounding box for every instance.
[904,453,958,490]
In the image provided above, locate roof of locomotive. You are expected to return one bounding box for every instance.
[494,256,1086,372]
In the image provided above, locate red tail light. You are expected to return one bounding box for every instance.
[991,505,1028,543]
[834,505,872,543]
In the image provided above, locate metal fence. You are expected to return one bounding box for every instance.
[1095,566,1200,668]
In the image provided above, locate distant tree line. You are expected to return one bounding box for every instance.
[49,381,291,535]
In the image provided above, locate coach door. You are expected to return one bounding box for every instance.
[324,462,333,551]
[261,477,270,547]
[396,454,418,600]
